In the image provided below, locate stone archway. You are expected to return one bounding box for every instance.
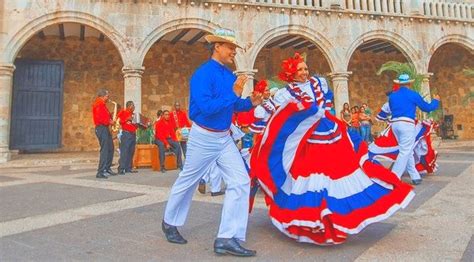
[428,41,474,139]
[346,31,418,135]
[137,18,220,68]
[11,22,125,151]
[3,11,129,65]
[345,30,421,73]
[252,34,332,83]
[249,25,340,73]
[140,27,213,120]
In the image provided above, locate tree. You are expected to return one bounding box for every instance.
[376,61,423,93]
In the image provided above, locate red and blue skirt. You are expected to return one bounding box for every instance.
[368,120,438,174]
[251,101,414,245]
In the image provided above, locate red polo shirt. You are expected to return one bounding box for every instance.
[117,109,138,133]
[92,98,111,127]
[154,118,178,147]
[171,110,191,128]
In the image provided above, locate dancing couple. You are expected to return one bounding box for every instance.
[161,29,433,257]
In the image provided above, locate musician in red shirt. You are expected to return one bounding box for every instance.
[171,102,191,156]
[92,88,116,179]
[117,101,139,175]
[154,110,183,173]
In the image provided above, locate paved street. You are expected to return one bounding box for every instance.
[0,143,473,261]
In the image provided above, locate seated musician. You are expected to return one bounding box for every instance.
[154,110,183,173]
[171,102,191,156]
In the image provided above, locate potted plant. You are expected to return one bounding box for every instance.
[133,123,159,169]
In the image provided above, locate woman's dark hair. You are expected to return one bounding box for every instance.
[156,109,163,117]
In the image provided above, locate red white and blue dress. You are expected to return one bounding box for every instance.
[251,76,415,245]
[369,104,438,175]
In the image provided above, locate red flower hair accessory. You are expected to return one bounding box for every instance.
[278,53,305,83]
[253,80,268,95]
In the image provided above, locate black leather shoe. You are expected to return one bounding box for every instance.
[214,238,256,257]
[412,179,422,185]
[160,167,167,174]
[198,179,206,194]
[162,220,187,244]
[211,191,225,197]
[117,169,126,175]
[96,172,108,179]
[126,169,138,173]
[106,169,117,176]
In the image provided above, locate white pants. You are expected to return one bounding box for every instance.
[203,163,224,193]
[163,124,250,241]
[391,121,421,180]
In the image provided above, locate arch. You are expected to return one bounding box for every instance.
[345,30,422,72]
[3,11,129,65]
[248,25,340,72]
[137,18,220,67]
[425,34,474,72]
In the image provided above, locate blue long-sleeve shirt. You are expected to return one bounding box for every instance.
[189,59,253,131]
[388,86,439,120]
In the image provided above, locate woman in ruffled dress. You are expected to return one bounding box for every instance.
[250,53,415,245]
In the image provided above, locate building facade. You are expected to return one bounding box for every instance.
[0,0,473,162]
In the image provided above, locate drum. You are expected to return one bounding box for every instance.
[180,127,190,141]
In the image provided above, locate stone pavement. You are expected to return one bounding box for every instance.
[0,145,472,261]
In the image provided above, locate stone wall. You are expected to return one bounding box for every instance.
[17,36,124,151]
[141,40,209,119]
[429,44,474,139]
[347,49,407,134]
[9,36,474,153]
[254,46,331,82]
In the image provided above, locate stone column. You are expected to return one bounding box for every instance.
[122,67,144,113]
[0,64,15,163]
[328,71,352,117]
[234,69,257,98]
[420,72,433,120]
[420,72,433,101]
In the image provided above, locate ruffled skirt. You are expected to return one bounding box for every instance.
[251,102,414,245]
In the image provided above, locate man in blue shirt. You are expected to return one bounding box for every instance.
[389,74,440,185]
[162,29,262,257]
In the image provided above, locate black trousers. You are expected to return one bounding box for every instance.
[155,138,182,169]
[118,131,136,171]
[180,141,187,157]
[95,125,114,172]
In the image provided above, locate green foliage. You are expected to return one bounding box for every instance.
[376,61,423,93]
[267,76,286,90]
[463,68,474,77]
[462,91,474,106]
[135,125,154,144]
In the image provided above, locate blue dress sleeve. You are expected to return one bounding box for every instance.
[323,87,334,111]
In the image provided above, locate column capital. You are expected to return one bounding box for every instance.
[122,66,145,78]
[328,71,352,80]
[420,72,434,80]
[0,64,16,77]
[234,69,258,78]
